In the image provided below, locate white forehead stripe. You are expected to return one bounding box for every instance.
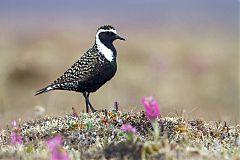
[95,29,117,62]
[96,29,117,38]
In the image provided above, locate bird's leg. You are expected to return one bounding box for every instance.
[86,92,97,112]
[83,92,89,113]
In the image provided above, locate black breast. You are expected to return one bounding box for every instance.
[77,57,117,92]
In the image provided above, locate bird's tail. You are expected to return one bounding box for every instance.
[35,86,53,96]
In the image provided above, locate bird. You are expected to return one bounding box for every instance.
[35,25,125,113]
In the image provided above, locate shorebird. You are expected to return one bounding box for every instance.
[35,25,125,113]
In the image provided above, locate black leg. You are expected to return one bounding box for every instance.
[86,92,97,112]
[83,92,89,113]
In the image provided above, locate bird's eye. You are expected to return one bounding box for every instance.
[107,32,114,36]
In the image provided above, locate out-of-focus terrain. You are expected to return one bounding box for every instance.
[0,1,239,125]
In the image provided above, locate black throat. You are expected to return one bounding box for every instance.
[96,40,117,58]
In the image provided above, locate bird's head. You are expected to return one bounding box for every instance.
[96,25,125,45]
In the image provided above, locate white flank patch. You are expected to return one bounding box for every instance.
[95,29,117,62]
[46,86,53,91]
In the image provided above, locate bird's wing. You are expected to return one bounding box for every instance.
[35,50,102,95]
[50,50,103,88]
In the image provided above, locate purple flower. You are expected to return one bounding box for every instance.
[11,120,16,127]
[10,120,22,145]
[47,135,69,160]
[141,96,160,120]
[121,123,136,133]
[10,130,22,144]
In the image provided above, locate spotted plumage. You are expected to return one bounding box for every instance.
[35,25,125,112]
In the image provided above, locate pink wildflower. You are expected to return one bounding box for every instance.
[47,135,69,160]
[10,130,22,144]
[10,120,22,145]
[11,120,16,127]
[141,96,160,120]
[121,123,136,133]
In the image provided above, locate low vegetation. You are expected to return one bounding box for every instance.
[0,106,239,159]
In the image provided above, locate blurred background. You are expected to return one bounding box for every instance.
[0,0,239,125]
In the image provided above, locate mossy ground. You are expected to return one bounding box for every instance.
[0,110,239,160]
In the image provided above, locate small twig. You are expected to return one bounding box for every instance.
[114,101,119,111]
[72,107,78,117]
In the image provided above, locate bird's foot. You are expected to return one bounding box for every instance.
[90,107,97,113]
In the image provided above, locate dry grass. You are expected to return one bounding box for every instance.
[0,110,239,160]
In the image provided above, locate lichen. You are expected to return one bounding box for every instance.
[0,110,239,159]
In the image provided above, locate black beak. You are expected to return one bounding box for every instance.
[115,34,126,41]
